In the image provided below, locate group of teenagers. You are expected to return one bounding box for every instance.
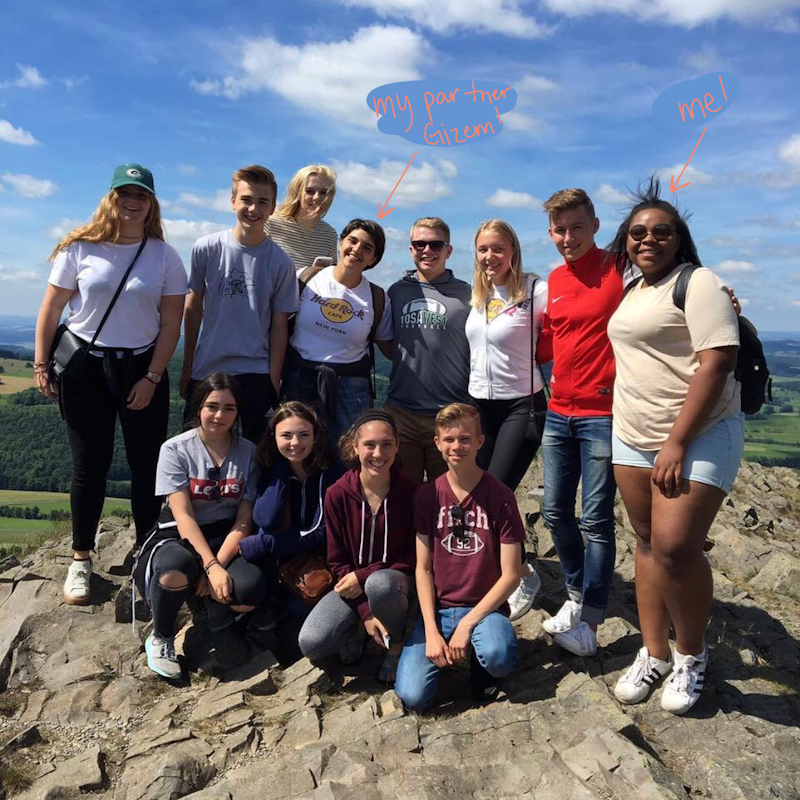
[33,160,744,716]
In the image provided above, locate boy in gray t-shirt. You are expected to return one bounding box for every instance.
[180,165,299,443]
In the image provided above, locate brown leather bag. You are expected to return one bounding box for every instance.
[278,551,334,606]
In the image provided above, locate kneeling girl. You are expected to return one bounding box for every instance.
[298,410,419,681]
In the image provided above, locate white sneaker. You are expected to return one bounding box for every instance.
[508,565,541,621]
[145,633,182,680]
[661,647,708,715]
[542,599,582,635]
[63,559,92,605]
[553,621,597,657]
[614,646,673,704]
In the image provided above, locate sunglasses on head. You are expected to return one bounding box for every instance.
[450,505,467,542]
[207,466,222,503]
[628,224,676,242]
[411,240,448,253]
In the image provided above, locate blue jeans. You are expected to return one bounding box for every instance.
[394,607,518,712]
[282,367,372,446]
[540,410,616,625]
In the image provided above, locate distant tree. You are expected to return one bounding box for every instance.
[780,404,794,413]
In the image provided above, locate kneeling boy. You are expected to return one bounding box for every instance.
[394,403,524,711]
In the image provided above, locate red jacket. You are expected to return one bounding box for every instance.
[537,246,623,416]
[324,466,419,619]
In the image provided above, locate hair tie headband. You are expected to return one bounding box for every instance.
[353,409,397,431]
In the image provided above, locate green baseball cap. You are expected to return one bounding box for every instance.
[110,163,155,195]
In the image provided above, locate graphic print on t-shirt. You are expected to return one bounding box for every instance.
[486,299,504,322]
[189,477,244,502]
[437,504,488,557]
[311,293,366,327]
[218,268,254,299]
[400,297,449,330]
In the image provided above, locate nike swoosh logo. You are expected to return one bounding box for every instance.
[552,296,565,303]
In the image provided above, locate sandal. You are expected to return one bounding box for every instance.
[377,651,401,683]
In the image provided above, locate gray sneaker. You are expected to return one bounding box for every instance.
[63,559,92,605]
[145,633,181,679]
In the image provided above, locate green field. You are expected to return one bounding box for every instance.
[0,489,131,515]
[0,516,51,545]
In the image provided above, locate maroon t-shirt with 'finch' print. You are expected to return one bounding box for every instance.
[413,471,524,610]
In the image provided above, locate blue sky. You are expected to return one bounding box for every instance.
[1,0,798,330]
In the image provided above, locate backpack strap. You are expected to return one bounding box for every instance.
[298,262,329,295]
[368,281,386,345]
[671,263,701,311]
[622,274,643,299]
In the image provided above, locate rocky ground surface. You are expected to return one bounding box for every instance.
[1,460,798,800]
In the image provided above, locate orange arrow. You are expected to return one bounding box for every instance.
[378,151,417,219]
[670,126,707,193]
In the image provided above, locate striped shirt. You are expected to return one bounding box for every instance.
[265,215,338,275]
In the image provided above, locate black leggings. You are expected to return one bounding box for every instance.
[60,350,168,551]
[474,391,548,492]
[149,536,269,638]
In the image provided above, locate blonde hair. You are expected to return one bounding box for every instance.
[470,219,529,308]
[543,188,596,222]
[274,164,337,220]
[49,189,164,259]
[435,403,482,433]
[409,216,450,241]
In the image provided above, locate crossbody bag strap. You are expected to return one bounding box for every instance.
[85,237,148,350]
[529,277,549,410]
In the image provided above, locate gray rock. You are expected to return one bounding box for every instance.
[19,689,50,724]
[17,745,104,800]
[0,579,52,691]
[0,723,43,752]
[282,707,321,749]
[121,739,215,800]
[748,551,800,596]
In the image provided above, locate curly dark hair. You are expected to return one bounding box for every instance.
[256,401,332,474]
[607,175,700,273]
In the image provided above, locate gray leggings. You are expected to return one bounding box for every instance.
[298,569,413,660]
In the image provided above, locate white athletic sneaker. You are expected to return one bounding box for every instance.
[508,564,542,621]
[63,559,92,605]
[661,647,708,715]
[614,646,673,704]
[553,621,598,657]
[145,633,182,680]
[542,599,582,635]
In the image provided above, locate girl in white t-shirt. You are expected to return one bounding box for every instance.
[283,219,394,446]
[33,163,187,610]
[606,177,743,715]
[465,219,547,621]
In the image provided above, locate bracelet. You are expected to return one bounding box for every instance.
[203,559,220,574]
[34,361,49,368]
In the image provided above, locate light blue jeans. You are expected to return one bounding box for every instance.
[394,607,518,712]
[541,410,616,625]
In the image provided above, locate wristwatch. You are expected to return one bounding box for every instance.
[145,371,162,384]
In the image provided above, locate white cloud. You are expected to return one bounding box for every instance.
[777,133,800,169]
[62,76,88,90]
[539,0,798,27]
[594,183,629,205]
[713,260,758,274]
[0,119,38,145]
[47,218,86,239]
[384,227,405,242]
[501,110,542,132]
[177,164,198,176]
[338,0,553,38]
[0,64,48,89]
[0,265,41,282]
[190,26,426,128]
[516,74,559,93]
[176,190,231,213]
[332,159,456,206]
[486,189,543,210]
[163,219,228,252]
[657,163,714,189]
[1,173,56,198]
[682,43,726,71]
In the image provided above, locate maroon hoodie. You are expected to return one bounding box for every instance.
[324,465,419,619]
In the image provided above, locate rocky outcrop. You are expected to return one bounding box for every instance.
[1,463,798,800]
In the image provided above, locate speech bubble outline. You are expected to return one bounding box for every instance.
[652,72,740,129]
[366,79,518,147]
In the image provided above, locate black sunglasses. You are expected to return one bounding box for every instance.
[450,505,467,542]
[207,466,221,503]
[628,224,676,242]
[411,240,448,252]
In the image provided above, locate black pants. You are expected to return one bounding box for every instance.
[473,391,548,492]
[184,373,277,445]
[61,350,169,551]
[149,532,269,638]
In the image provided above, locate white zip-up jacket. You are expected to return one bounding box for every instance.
[465,275,548,400]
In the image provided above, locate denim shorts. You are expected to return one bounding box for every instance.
[612,414,745,494]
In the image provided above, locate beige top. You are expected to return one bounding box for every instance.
[608,265,740,450]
